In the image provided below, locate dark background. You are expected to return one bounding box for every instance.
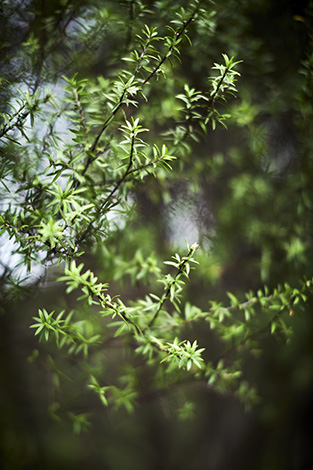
[1,0,313,468]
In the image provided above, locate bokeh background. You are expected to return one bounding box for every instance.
[1,0,313,468]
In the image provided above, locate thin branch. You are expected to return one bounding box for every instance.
[77,132,136,242]
[87,0,203,161]
[148,246,198,327]
[140,3,202,87]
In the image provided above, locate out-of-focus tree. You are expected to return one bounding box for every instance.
[1,0,313,468]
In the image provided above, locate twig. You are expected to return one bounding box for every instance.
[148,246,198,327]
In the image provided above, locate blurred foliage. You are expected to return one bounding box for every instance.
[1,0,313,469]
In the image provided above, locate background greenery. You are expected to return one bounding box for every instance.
[1,0,313,468]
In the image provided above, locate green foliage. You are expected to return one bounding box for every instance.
[1,0,313,439]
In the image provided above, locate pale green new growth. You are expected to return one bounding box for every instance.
[1,0,312,427]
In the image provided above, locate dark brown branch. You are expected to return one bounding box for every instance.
[148,246,198,327]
